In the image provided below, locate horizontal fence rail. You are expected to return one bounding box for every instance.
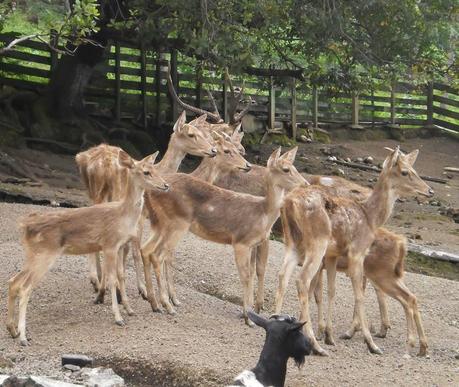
[1,32,458,134]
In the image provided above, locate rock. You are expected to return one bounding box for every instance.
[402,354,411,359]
[50,200,60,207]
[345,157,351,163]
[364,156,374,164]
[62,364,80,372]
[0,376,79,387]
[81,368,124,387]
[327,156,337,162]
[61,354,94,368]
[355,157,364,163]
[0,356,14,368]
[320,147,332,156]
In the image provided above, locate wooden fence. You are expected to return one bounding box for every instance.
[1,32,458,136]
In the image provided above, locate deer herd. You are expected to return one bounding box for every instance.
[5,76,434,368]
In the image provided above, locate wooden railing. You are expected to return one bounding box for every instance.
[1,32,458,134]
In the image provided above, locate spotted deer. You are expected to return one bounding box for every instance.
[7,150,168,345]
[140,147,307,324]
[75,111,216,298]
[274,147,433,355]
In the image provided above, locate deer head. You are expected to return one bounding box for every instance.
[211,131,251,173]
[117,150,169,191]
[381,147,433,198]
[171,111,217,158]
[267,147,308,191]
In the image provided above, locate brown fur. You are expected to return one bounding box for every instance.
[7,151,168,346]
[274,148,433,355]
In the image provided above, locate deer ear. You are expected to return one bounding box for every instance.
[248,311,268,330]
[118,149,135,169]
[232,124,244,143]
[211,130,224,141]
[404,149,419,166]
[140,151,159,166]
[189,113,207,127]
[280,146,298,163]
[173,111,187,133]
[382,146,400,170]
[267,147,282,168]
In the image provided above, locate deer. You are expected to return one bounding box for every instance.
[167,65,255,139]
[140,147,308,324]
[273,147,433,355]
[7,150,169,346]
[75,111,217,299]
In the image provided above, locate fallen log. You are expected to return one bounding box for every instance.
[329,159,447,184]
[444,167,459,174]
[408,243,459,263]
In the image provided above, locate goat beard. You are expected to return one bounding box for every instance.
[293,354,305,368]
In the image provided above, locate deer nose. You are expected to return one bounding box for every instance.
[428,188,434,197]
[245,162,252,171]
[211,148,217,155]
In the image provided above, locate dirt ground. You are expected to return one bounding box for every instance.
[0,136,458,386]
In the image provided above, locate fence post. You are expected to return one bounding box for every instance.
[196,63,202,108]
[49,29,58,73]
[140,45,147,129]
[114,42,121,122]
[155,51,162,127]
[388,81,399,128]
[312,86,318,129]
[426,81,434,128]
[268,76,275,130]
[170,49,179,120]
[350,93,363,129]
[290,77,297,139]
[222,73,228,122]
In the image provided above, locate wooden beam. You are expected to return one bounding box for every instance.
[140,45,147,130]
[245,66,303,79]
[426,81,434,127]
[350,93,363,129]
[114,42,121,122]
[170,49,179,120]
[312,86,318,129]
[222,73,228,122]
[290,77,297,140]
[268,76,275,130]
[196,63,202,109]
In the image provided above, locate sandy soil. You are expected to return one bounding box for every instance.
[0,202,458,386]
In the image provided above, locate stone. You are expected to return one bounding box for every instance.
[81,368,124,387]
[62,364,80,372]
[402,354,411,360]
[0,356,14,369]
[364,156,374,164]
[345,157,351,163]
[61,354,94,368]
[355,157,364,163]
[0,376,79,387]
[327,156,337,162]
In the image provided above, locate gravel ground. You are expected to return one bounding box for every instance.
[0,202,458,386]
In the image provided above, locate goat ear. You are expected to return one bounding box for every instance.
[173,111,187,133]
[267,147,281,168]
[404,149,419,166]
[189,113,207,127]
[248,311,268,330]
[140,151,159,166]
[288,321,306,332]
[118,149,135,169]
[280,146,298,163]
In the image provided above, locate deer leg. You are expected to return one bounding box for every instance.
[132,221,148,299]
[255,240,269,313]
[296,248,329,356]
[341,276,369,340]
[117,246,134,316]
[141,248,161,313]
[312,269,325,340]
[274,248,300,314]
[348,262,382,355]
[104,248,125,326]
[152,250,176,315]
[88,252,102,292]
[165,252,180,306]
[324,258,337,346]
[373,285,391,338]
[234,244,254,326]
[7,271,31,339]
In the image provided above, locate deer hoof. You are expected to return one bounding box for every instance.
[324,334,336,346]
[90,279,100,293]
[115,319,126,327]
[375,332,387,338]
[368,345,383,355]
[340,332,353,340]
[171,297,181,307]
[139,289,148,300]
[20,339,30,347]
[7,325,19,339]
[313,347,329,357]
[417,345,428,357]
[94,296,104,304]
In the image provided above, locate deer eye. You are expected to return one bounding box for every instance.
[282,167,290,173]
[143,171,151,176]
[401,170,409,176]
[188,133,195,138]
[224,149,231,154]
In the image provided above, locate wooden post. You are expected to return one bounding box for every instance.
[371,90,375,128]
[388,81,399,128]
[49,29,58,73]
[290,77,297,139]
[350,93,363,129]
[170,49,179,120]
[114,42,121,122]
[426,81,434,127]
[268,76,275,130]
[222,73,228,122]
[140,45,147,129]
[196,63,202,109]
[312,86,318,129]
[154,51,162,127]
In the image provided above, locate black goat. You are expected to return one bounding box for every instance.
[230,311,312,387]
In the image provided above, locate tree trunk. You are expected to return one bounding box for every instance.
[47,34,107,119]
